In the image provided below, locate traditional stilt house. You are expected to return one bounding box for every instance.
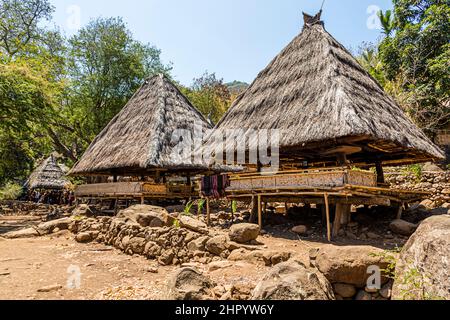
[202,12,445,239]
[24,155,71,203]
[70,74,221,206]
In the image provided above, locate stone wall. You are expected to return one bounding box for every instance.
[0,201,55,216]
[385,171,450,205]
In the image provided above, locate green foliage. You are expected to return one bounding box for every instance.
[376,0,450,135]
[0,182,23,200]
[184,200,194,215]
[397,266,445,300]
[231,200,238,214]
[371,247,402,280]
[197,199,206,215]
[0,4,171,182]
[402,164,423,181]
[180,71,233,124]
[172,219,180,229]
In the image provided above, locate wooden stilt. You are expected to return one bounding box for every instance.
[340,204,351,226]
[396,203,404,220]
[206,197,211,226]
[257,195,262,230]
[333,202,344,237]
[324,193,331,242]
[141,197,145,205]
[250,196,258,223]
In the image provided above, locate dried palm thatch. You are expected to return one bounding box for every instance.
[205,13,444,168]
[70,74,216,176]
[25,155,70,190]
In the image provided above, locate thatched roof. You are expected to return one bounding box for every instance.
[70,74,216,176]
[25,156,70,190]
[204,13,445,168]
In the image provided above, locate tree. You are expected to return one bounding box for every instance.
[0,55,60,184]
[60,17,172,157]
[378,0,450,135]
[0,0,54,58]
[181,71,232,124]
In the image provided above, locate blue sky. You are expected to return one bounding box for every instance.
[48,0,393,86]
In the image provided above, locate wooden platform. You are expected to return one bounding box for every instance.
[223,168,430,242]
[75,182,196,200]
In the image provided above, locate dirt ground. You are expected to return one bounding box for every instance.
[0,213,404,300]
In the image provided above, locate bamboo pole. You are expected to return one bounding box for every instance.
[257,195,262,230]
[324,193,331,242]
[206,197,211,226]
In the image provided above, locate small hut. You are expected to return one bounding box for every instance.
[70,74,219,204]
[24,155,71,204]
[202,12,445,239]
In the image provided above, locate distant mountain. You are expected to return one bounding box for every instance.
[226,81,249,95]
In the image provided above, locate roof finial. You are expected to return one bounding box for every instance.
[320,0,325,12]
[302,2,325,28]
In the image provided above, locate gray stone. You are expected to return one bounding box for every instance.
[187,236,209,252]
[117,205,173,228]
[205,235,228,256]
[3,228,39,239]
[291,225,308,235]
[167,267,214,300]
[179,216,208,234]
[316,245,390,287]
[333,283,357,298]
[389,219,417,236]
[229,223,260,244]
[37,218,72,235]
[75,232,92,243]
[251,260,335,300]
[392,215,450,300]
[355,290,372,301]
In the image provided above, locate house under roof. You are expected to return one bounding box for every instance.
[25,155,70,190]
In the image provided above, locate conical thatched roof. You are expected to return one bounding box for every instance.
[70,74,215,176]
[25,155,70,190]
[206,13,444,167]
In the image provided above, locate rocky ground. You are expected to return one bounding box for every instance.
[0,198,449,301]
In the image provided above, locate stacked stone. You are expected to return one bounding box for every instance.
[386,171,450,206]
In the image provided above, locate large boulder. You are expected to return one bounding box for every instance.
[37,217,72,235]
[316,245,389,287]
[251,260,335,300]
[229,223,260,244]
[392,215,450,300]
[389,219,417,236]
[166,267,215,300]
[117,205,173,228]
[72,204,96,217]
[3,227,39,239]
[178,216,208,234]
[205,235,228,256]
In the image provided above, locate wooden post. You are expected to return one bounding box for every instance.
[324,193,331,242]
[141,196,145,205]
[375,161,385,184]
[340,204,351,226]
[396,202,404,220]
[257,195,262,230]
[206,197,211,226]
[250,196,258,223]
[333,202,344,237]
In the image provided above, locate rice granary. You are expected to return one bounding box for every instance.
[70,74,224,207]
[24,155,72,204]
[200,11,446,240]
